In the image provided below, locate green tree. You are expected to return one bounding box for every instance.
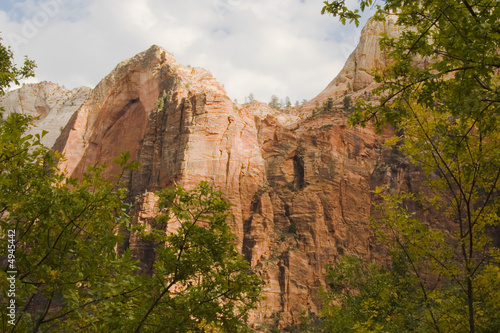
[342,94,351,112]
[0,117,262,332]
[0,36,35,95]
[269,95,281,109]
[322,189,500,332]
[0,114,262,332]
[322,255,427,332]
[321,1,500,332]
[0,40,262,332]
[322,0,500,128]
[131,182,262,332]
[0,38,144,333]
[324,97,334,112]
[0,112,142,332]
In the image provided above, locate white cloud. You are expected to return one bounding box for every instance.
[0,0,375,103]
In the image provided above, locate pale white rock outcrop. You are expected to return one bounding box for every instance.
[0,82,91,148]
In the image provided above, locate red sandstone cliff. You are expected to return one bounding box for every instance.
[0,17,412,328]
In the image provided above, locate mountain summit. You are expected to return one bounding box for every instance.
[0,18,408,328]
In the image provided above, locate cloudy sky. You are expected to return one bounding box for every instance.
[0,0,375,104]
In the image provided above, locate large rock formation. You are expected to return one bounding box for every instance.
[0,17,411,328]
[295,15,404,118]
[0,82,91,147]
[54,45,270,254]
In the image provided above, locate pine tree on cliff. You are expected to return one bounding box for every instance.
[269,94,281,109]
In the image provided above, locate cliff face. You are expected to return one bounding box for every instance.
[55,45,270,254]
[0,17,411,328]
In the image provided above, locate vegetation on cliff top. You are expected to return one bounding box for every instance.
[2,0,500,329]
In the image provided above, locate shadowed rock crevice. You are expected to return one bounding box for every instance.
[293,153,305,190]
[242,192,261,263]
[102,97,140,138]
[73,98,148,179]
[53,109,79,153]
[242,216,256,263]
[1,19,436,327]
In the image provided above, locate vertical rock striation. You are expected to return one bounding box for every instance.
[1,17,415,328]
[56,45,268,254]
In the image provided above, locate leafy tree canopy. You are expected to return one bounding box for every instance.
[320,1,500,332]
[322,0,500,128]
[131,182,263,332]
[0,114,262,332]
[0,36,35,95]
[0,39,262,332]
[0,112,142,332]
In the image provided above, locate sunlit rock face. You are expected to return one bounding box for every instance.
[242,18,409,326]
[2,17,414,328]
[293,15,405,119]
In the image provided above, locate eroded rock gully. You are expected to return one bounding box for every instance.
[0,17,420,328]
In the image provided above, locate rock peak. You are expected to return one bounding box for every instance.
[294,15,403,117]
[0,17,417,329]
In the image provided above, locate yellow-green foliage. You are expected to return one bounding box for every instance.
[321,1,500,332]
[0,40,262,332]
